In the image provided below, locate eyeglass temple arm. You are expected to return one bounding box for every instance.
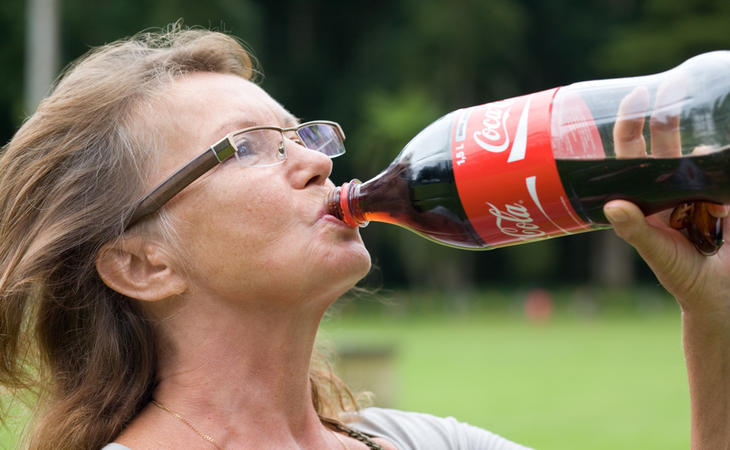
[126,141,233,227]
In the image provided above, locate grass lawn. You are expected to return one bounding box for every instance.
[1,290,690,449]
[320,296,689,450]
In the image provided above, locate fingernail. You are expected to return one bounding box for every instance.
[604,205,629,224]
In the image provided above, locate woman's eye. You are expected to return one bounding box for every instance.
[286,133,304,146]
[236,141,251,157]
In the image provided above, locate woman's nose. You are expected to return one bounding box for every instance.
[285,141,333,189]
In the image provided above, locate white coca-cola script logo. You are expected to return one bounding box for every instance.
[472,95,532,163]
[486,201,546,239]
[472,99,514,153]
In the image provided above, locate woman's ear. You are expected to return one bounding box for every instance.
[96,236,187,302]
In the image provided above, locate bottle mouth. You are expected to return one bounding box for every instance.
[325,180,367,228]
[325,187,345,221]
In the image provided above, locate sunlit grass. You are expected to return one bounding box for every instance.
[321,288,689,450]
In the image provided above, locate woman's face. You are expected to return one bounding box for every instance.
[148,72,370,307]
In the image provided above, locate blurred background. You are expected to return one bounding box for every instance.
[2,0,730,448]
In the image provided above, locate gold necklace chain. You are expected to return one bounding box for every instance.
[151,400,225,450]
[152,399,352,449]
[331,428,349,450]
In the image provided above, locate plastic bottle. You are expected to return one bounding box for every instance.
[327,51,730,254]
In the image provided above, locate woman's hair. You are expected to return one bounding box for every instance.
[0,25,359,449]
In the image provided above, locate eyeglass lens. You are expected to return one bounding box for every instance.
[297,124,345,157]
[231,123,344,168]
[232,129,284,167]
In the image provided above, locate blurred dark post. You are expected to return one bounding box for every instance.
[336,343,397,408]
[25,0,60,112]
[590,231,634,286]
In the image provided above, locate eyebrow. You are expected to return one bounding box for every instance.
[211,120,258,142]
[212,113,300,142]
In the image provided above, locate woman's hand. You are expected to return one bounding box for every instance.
[604,198,730,314]
[604,85,730,314]
[604,85,730,448]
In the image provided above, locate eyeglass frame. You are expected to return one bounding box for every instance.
[125,120,346,229]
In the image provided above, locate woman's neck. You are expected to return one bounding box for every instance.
[148,290,333,447]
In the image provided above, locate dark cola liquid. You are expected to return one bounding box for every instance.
[557,145,730,225]
[356,159,487,248]
[355,145,488,248]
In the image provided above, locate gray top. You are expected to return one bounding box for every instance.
[352,407,531,450]
[102,407,531,449]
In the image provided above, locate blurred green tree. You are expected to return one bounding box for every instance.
[2,0,730,292]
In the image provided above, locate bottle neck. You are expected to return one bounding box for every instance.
[327,180,368,227]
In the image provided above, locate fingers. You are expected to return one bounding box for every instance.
[707,203,730,218]
[609,81,726,256]
[691,144,716,156]
[671,202,725,255]
[649,114,681,156]
[650,80,685,157]
[613,86,650,158]
[614,83,686,158]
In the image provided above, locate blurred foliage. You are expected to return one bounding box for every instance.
[353,88,441,177]
[2,0,730,290]
[0,0,25,142]
[594,0,730,75]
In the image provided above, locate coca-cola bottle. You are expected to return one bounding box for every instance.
[327,51,730,255]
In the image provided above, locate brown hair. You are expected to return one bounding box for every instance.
[0,25,358,449]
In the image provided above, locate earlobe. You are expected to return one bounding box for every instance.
[96,237,187,302]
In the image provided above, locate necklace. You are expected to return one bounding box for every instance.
[320,416,385,450]
[331,428,349,450]
[151,400,224,450]
[152,399,383,450]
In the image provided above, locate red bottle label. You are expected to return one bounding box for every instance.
[451,88,594,248]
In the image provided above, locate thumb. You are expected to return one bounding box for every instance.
[603,200,672,264]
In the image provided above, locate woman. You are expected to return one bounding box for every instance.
[0,27,523,449]
[0,26,727,449]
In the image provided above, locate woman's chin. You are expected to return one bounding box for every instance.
[319,246,371,296]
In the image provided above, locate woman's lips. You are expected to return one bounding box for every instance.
[319,209,346,224]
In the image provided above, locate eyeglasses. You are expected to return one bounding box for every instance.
[125,120,346,229]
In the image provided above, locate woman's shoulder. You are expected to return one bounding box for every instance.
[350,407,532,450]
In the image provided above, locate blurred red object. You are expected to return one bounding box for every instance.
[524,289,553,323]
